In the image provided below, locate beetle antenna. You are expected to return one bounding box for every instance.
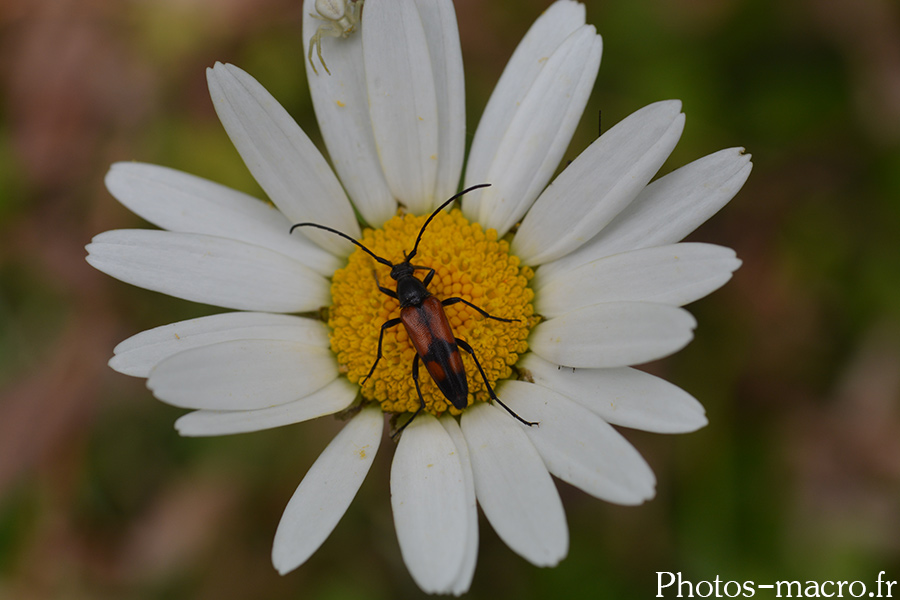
[290,222,394,268]
[407,183,491,261]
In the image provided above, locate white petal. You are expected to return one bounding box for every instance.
[86,230,330,313]
[519,353,707,433]
[501,380,656,504]
[413,0,465,206]
[539,148,752,280]
[363,0,438,214]
[467,26,603,236]
[439,415,478,596]
[272,406,383,574]
[513,101,686,265]
[391,414,468,594]
[463,0,585,222]
[174,378,358,436]
[207,62,360,256]
[110,312,329,377]
[530,302,697,368]
[303,0,396,228]
[147,339,338,410]
[104,162,340,276]
[590,147,752,256]
[461,403,567,567]
[533,243,741,317]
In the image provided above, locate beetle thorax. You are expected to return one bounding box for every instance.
[395,272,430,307]
[390,262,414,281]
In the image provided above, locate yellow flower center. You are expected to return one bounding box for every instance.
[329,208,536,417]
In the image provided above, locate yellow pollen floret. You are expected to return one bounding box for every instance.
[328,209,536,417]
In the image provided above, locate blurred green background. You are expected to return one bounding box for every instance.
[2,0,900,597]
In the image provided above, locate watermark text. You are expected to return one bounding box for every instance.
[656,571,896,598]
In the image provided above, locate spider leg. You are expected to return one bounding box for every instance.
[307,29,325,75]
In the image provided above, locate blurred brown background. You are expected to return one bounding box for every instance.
[2,0,900,597]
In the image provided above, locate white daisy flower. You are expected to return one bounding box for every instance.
[86,0,751,594]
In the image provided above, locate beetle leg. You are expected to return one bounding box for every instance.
[455,338,538,427]
[361,317,402,386]
[442,297,519,323]
[392,354,427,440]
[372,268,398,299]
[412,265,436,287]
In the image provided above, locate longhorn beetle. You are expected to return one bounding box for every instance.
[291,184,537,435]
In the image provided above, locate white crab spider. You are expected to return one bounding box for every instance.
[307,0,363,75]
